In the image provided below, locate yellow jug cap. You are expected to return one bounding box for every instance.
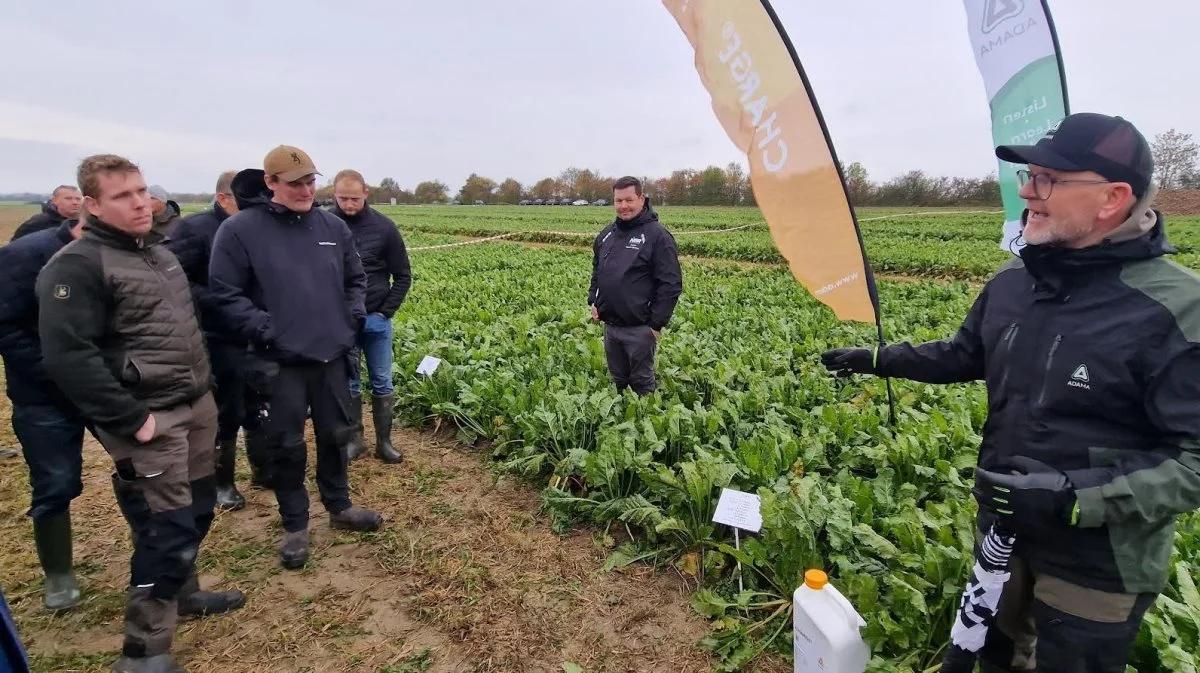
[804,569,828,590]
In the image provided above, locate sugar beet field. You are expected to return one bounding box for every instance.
[2,203,1199,673]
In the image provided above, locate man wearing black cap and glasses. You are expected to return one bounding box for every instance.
[820,112,1200,671]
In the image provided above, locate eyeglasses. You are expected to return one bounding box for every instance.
[1016,169,1111,200]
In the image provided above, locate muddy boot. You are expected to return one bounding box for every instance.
[343,394,367,462]
[177,572,245,619]
[214,439,245,512]
[277,529,310,570]
[111,586,181,672]
[329,506,383,532]
[371,395,402,464]
[243,429,270,490]
[33,511,81,611]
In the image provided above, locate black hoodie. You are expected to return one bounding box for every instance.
[11,202,66,241]
[588,200,683,330]
[166,200,236,343]
[208,169,367,364]
[876,204,1200,595]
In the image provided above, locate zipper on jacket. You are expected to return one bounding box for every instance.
[1036,334,1063,407]
[997,322,1019,391]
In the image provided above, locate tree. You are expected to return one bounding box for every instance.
[496,178,523,204]
[1182,170,1200,190]
[1151,129,1199,189]
[379,177,401,191]
[842,161,872,206]
[725,162,747,205]
[414,180,449,203]
[457,173,498,204]
[694,165,729,205]
[530,178,559,201]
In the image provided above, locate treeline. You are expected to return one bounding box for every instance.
[308,162,1002,208]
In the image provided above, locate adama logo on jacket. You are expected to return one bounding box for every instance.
[1068,364,1091,390]
[626,233,646,250]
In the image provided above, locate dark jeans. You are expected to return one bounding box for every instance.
[603,324,658,395]
[208,339,250,442]
[12,403,86,521]
[979,552,1157,673]
[252,356,354,532]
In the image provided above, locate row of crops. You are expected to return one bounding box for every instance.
[380,204,1200,280]
[384,228,1200,672]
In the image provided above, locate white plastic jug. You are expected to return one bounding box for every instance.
[793,569,870,673]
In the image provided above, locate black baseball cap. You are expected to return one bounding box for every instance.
[996,112,1153,199]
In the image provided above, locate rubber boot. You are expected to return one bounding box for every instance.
[110,586,182,673]
[330,506,383,532]
[214,439,245,511]
[343,394,366,461]
[277,529,310,570]
[371,395,402,463]
[177,571,245,619]
[32,511,80,611]
[242,429,270,490]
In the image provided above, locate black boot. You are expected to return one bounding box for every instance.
[110,586,182,672]
[32,511,80,611]
[330,506,383,532]
[214,439,245,511]
[177,572,245,619]
[277,529,310,570]
[343,394,366,461]
[371,395,402,463]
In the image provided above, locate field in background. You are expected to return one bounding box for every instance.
[1,202,1197,672]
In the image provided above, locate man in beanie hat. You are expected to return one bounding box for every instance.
[820,113,1200,672]
[147,184,182,236]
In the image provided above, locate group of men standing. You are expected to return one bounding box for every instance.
[0,145,412,672]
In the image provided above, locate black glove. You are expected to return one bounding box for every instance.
[973,456,1078,530]
[820,347,876,377]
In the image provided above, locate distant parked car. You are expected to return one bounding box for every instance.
[572,199,588,206]
[592,199,608,206]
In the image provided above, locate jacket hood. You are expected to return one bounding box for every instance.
[231,169,271,210]
[614,197,658,231]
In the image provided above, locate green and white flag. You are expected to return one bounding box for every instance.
[962,0,1070,252]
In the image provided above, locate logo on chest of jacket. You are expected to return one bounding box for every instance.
[626,233,646,250]
[53,284,70,300]
[1068,364,1090,390]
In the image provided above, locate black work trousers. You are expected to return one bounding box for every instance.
[250,355,355,533]
[603,324,658,395]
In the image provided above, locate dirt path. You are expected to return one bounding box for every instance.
[3,406,788,672]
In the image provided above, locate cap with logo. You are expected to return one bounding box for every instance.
[263,145,321,183]
[995,113,1154,199]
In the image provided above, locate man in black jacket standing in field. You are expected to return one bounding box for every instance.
[0,215,86,612]
[11,186,81,241]
[588,176,683,396]
[822,113,1200,672]
[329,169,411,464]
[36,154,244,673]
[209,146,383,571]
[167,170,269,510]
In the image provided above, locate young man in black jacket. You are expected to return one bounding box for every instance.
[588,176,683,395]
[167,170,270,511]
[36,154,243,673]
[822,113,1200,672]
[0,216,86,612]
[209,146,383,571]
[329,169,411,464]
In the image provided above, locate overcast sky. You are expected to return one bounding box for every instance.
[0,0,1194,194]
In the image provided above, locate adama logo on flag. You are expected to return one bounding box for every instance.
[982,0,1025,33]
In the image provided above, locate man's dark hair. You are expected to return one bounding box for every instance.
[613,176,642,196]
[51,185,79,198]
